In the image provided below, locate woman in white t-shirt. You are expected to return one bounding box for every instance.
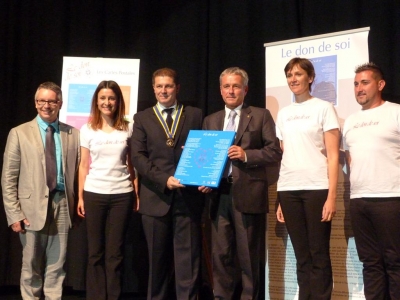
[77,80,138,300]
[275,58,340,300]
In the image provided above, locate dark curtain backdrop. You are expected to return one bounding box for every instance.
[1,0,399,293]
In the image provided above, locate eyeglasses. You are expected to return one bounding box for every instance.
[36,99,60,106]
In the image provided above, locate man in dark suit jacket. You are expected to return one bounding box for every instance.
[203,67,282,299]
[131,68,209,300]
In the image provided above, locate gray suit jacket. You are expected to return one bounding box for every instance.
[203,106,282,214]
[2,118,80,231]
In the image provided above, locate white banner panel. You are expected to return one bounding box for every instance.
[264,27,369,299]
[60,57,140,129]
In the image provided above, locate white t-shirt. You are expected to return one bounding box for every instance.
[276,98,340,191]
[343,101,400,198]
[80,122,134,194]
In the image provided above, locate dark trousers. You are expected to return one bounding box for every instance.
[350,197,400,300]
[279,190,332,300]
[84,191,134,300]
[212,187,264,300]
[141,195,202,300]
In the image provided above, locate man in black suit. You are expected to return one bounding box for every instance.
[203,67,282,299]
[131,68,209,300]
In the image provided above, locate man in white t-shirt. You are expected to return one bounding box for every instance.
[343,62,400,299]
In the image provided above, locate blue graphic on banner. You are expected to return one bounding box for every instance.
[67,84,97,113]
[311,55,338,105]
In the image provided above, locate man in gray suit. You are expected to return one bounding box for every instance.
[2,82,80,300]
[203,67,282,299]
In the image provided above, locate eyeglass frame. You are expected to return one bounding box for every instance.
[35,99,61,106]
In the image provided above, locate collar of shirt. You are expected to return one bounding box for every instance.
[157,102,177,111]
[157,102,177,119]
[223,104,242,132]
[224,104,242,121]
[36,115,60,133]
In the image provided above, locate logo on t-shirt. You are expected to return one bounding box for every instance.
[286,114,311,122]
[353,120,380,129]
[95,139,126,146]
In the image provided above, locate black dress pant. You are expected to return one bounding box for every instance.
[212,185,264,300]
[84,191,134,300]
[279,189,332,300]
[141,194,202,300]
[350,197,400,300]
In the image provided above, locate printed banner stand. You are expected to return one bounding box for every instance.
[264,27,369,299]
[60,57,140,130]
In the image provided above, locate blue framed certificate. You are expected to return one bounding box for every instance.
[174,130,235,187]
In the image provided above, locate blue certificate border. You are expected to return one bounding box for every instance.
[174,130,235,187]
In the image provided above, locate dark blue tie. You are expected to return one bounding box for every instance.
[164,108,174,130]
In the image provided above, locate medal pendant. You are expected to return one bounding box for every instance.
[166,138,175,147]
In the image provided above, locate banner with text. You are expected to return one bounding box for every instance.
[264,27,369,299]
[60,57,140,129]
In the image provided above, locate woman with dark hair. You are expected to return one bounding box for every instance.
[275,58,340,299]
[77,80,138,300]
